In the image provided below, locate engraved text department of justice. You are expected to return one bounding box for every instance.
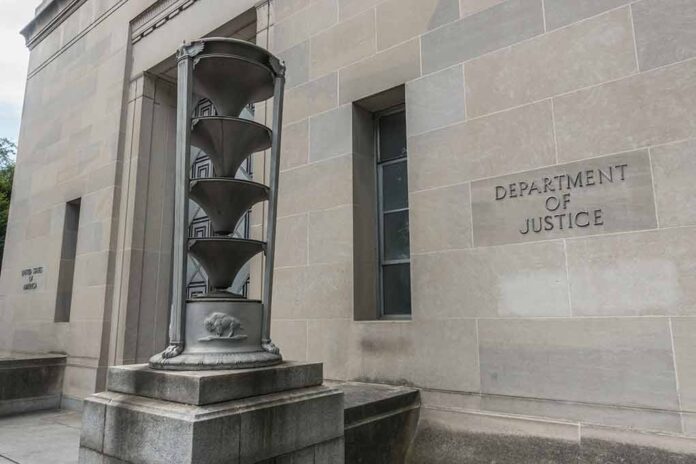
[492,163,628,235]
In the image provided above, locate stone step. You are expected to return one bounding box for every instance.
[330,381,420,464]
[408,406,696,464]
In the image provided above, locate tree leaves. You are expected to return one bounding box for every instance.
[0,139,16,269]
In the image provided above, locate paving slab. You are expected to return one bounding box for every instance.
[0,410,80,464]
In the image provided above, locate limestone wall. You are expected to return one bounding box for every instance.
[3,0,696,450]
[0,0,155,404]
[266,0,696,440]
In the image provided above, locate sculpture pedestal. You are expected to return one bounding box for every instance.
[149,299,282,371]
[78,362,344,464]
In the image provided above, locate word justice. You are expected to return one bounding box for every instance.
[518,193,604,235]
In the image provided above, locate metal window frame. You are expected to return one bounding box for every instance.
[374,105,411,320]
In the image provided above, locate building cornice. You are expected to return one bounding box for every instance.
[131,0,200,44]
[20,0,88,50]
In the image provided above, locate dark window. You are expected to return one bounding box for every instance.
[378,111,407,161]
[55,198,81,322]
[376,108,411,317]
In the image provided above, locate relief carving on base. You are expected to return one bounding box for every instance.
[199,312,248,342]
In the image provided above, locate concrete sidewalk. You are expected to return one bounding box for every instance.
[0,410,80,464]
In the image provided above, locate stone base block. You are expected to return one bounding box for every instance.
[0,352,66,417]
[107,362,323,405]
[79,364,344,464]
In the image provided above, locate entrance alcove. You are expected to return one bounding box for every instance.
[98,4,421,462]
[111,6,265,366]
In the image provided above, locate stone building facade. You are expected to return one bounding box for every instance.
[3,0,696,460]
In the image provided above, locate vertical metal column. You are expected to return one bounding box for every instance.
[167,48,194,350]
[261,72,285,345]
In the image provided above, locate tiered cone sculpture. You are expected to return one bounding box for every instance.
[188,238,265,293]
[189,179,269,235]
[191,117,271,177]
[192,41,275,117]
[149,38,285,370]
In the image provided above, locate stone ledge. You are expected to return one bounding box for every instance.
[330,381,421,464]
[0,352,66,417]
[332,381,420,427]
[0,395,62,417]
[408,407,696,463]
[106,361,323,405]
[0,352,67,367]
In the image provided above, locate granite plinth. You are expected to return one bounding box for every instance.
[0,352,66,417]
[79,386,344,464]
[79,362,345,463]
[107,362,323,405]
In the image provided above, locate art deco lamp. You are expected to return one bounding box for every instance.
[149,38,285,370]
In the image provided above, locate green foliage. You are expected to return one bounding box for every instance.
[0,138,16,268]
